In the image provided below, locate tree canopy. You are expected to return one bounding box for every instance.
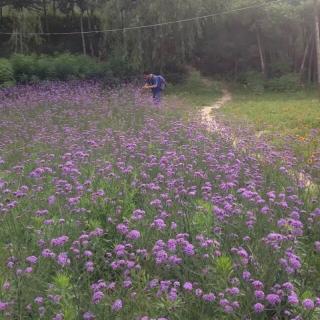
[0,0,319,82]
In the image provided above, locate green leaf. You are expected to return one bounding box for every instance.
[54,273,71,290]
[215,255,233,275]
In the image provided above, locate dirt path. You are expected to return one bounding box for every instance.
[200,88,232,130]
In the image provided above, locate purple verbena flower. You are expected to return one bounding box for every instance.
[302,299,314,310]
[266,294,281,305]
[112,299,123,312]
[254,303,264,313]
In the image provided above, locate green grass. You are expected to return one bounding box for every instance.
[167,71,221,107]
[220,89,320,160]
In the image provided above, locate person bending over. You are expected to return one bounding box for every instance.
[142,71,166,104]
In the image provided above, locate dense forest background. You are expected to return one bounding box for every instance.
[0,0,319,84]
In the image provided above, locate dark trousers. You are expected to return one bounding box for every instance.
[152,89,161,104]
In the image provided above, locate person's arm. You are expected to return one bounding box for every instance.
[143,84,157,89]
[143,78,158,89]
[142,79,149,89]
[145,77,159,89]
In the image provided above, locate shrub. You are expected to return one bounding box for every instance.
[37,55,57,80]
[53,54,104,80]
[163,63,188,84]
[2,53,190,84]
[10,54,38,83]
[9,53,106,82]
[53,53,81,80]
[0,58,15,87]
[269,61,292,77]
[184,70,204,88]
[239,71,265,94]
[106,56,137,79]
[76,55,102,79]
[266,73,301,92]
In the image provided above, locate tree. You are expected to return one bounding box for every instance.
[75,0,89,55]
[4,0,42,53]
[1,0,41,9]
[314,0,320,87]
[86,0,104,56]
[300,33,312,80]
[0,0,318,87]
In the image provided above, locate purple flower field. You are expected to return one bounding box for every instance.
[0,81,320,319]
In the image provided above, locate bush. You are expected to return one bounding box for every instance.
[183,70,204,88]
[162,63,188,84]
[239,71,265,94]
[10,54,38,83]
[37,55,57,80]
[105,56,137,79]
[1,54,189,85]
[269,61,292,77]
[53,53,81,80]
[76,55,102,79]
[0,58,15,87]
[8,53,106,82]
[52,54,105,80]
[266,73,301,92]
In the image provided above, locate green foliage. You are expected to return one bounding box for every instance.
[191,199,213,234]
[167,71,221,107]
[53,273,77,319]
[162,63,188,84]
[10,54,37,83]
[0,0,317,86]
[104,55,138,79]
[0,58,15,87]
[45,53,104,80]
[215,255,233,276]
[5,53,142,83]
[237,71,302,93]
[269,61,292,77]
[36,55,57,79]
[266,73,301,92]
[220,88,319,161]
[54,53,83,80]
[8,53,103,82]
[238,71,265,94]
[54,273,71,290]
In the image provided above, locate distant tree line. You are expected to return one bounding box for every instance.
[0,0,320,85]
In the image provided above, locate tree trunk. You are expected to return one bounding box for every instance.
[19,9,24,54]
[53,0,56,16]
[80,11,87,56]
[234,59,239,80]
[308,38,315,83]
[87,9,95,56]
[14,28,18,54]
[120,9,127,58]
[159,29,164,73]
[42,0,49,32]
[314,0,320,87]
[300,34,312,80]
[255,24,266,77]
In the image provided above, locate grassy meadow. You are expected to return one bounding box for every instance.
[166,72,222,108]
[219,89,320,162]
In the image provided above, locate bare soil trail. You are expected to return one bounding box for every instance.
[200,88,232,130]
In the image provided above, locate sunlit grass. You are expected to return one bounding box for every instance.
[167,71,222,107]
[220,89,320,159]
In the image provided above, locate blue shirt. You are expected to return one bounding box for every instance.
[146,75,163,93]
